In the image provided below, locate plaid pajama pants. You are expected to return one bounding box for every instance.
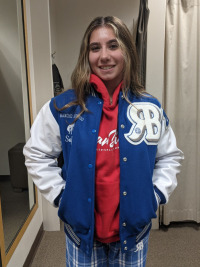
[65,233,149,267]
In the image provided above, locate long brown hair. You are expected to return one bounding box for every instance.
[55,16,144,117]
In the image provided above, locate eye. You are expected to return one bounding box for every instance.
[90,45,100,52]
[109,43,119,50]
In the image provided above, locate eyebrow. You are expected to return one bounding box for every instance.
[89,39,118,46]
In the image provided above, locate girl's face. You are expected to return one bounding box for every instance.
[89,26,124,92]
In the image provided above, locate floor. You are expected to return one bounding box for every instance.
[30,222,200,267]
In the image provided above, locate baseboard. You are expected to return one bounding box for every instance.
[23,223,44,267]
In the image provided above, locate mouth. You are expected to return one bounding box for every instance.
[99,65,115,70]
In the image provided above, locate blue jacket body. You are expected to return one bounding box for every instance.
[24,89,183,256]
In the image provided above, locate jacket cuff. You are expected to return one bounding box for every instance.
[54,189,64,207]
[154,186,166,205]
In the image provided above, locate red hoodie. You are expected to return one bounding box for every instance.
[90,74,121,243]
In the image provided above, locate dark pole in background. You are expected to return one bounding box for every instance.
[135,0,150,87]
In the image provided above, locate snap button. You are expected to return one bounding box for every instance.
[123,191,127,196]
[121,95,124,99]
[88,164,93,169]
[122,222,126,227]
[123,240,127,244]
[123,157,127,162]
[124,246,128,250]
[98,101,102,105]
[121,124,125,129]
[135,127,141,134]
[92,129,96,133]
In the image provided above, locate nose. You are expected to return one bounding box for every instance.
[100,47,110,62]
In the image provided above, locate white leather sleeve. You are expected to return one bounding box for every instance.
[23,101,65,205]
[152,114,184,203]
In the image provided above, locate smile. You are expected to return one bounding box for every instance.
[99,66,115,70]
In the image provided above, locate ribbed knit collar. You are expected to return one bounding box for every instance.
[90,74,122,108]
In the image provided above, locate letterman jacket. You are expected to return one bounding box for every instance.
[23,89,184,256]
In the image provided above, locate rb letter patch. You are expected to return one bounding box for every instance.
[124,103,162,145]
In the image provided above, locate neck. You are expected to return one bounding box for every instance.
[90,74,122,106]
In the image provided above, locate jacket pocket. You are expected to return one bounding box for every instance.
[136,222,151,243]
[65,223,81,246]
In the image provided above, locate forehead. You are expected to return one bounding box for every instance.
[89,26,117,43]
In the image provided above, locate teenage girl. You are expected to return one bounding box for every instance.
[24,16,183,267]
